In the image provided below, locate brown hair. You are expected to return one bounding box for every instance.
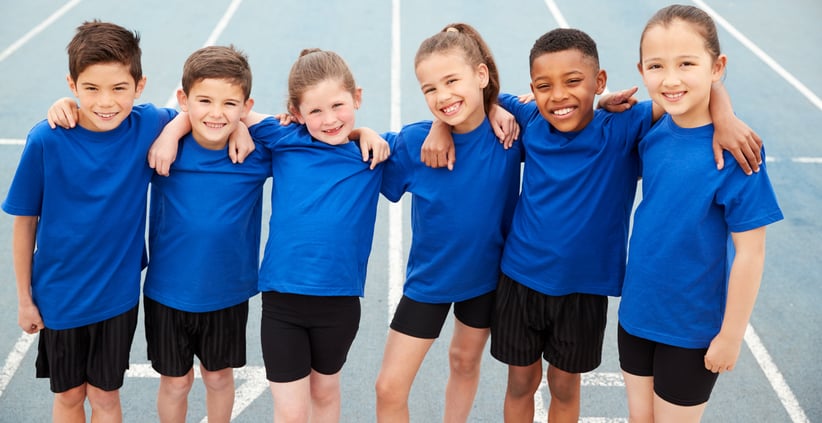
[414,22,500,114]
[287,48,356,111]
[640,4,721,62]
[66,20,142,83]
[181,45,252,100]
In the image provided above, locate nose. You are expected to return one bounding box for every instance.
[550,85,568,101]
[662,68,681,87]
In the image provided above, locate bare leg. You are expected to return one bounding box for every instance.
[53,384,86,423]
[622,371,654,423]
[375,329,436,423]
[157,369,194,423]
[653,393,708,423]
[86,384,123,423]
[503,361,542,423]
[309,369,343,423]
[545,365,580,423]
[269,375,311,423]
[201,366,235,423]
[443,321,489,423]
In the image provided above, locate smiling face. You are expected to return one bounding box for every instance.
[639,19,726,128]
[415,50,489,134]
[67,62,145,132]
[529,49,606,133]
[178,77,253,150]
[292,78,361,145]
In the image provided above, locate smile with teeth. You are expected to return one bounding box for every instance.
[441,102,461,116]
[323,124,343,135]
[204,122,226,129]
[552,106,575,117]
[663,91,685,101]
[96,112,118,119]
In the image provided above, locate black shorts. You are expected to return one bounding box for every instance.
[36,305,138,393]
[260,291,360,383]
[618,324,719,406]
[144,297,248,376]
[490,273,607,373]
[390,291,495,339]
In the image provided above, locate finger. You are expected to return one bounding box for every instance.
[732,149,752,175]
[447,145,456,171]
[712,142,726,171]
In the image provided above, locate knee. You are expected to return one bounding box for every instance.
[202,368,234,392]
[449,346,482,379]
[86,386,121,412]
[546,370,580,403]
[374,375,406,406]
[507,369,542,399]
[55,384,87,408]
[160,374,195,398]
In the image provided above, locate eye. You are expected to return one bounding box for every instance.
[332,102,344,109]
[566,78,582,86]
[535,83,551,91]
[225,101,239,107]
[646,63,661,71]
[446,78,458,85]
[422,86,435,95]
[681,61,696,67]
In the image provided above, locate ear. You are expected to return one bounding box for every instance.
[289,104,305,124]
[241,97,254,118]
[712,54,727,82]
[176,88,189,112]
[134,76,147,99]
[595,69,608,95]
[636,61,643,76]
[476,63,490,89]
[353,87,363,109]
[66,74,78,97]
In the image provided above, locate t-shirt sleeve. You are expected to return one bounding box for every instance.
[498,93,539,127]
[717,148,784,232]
[604,100,655,151]
[2,123,48,216]
[380,129,415,202]
[249,117,296,149]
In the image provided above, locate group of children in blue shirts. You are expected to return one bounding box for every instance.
[4,4,782,423]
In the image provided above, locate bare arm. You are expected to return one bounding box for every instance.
[704,226,766,373]
[12,216,41,334]
[420,120,455,170]
[348,127,391,169]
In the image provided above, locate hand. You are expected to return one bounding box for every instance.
[517,92,535,103]
[47,98,79,129]
[357,127,390,169]
[228,122,255,164]
[420,119,455,170]
[18,303,43,334]
[704,332,743,374]
[598,86,639,112]
[712,116,762,174]
[273,113,295,126]
[488,104,520,149]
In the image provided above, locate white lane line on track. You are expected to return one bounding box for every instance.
[542,0,570,28]
[0,0,83,64]
[0,332,36,400]
[745,324,810,423]
[694,0,822,112]
[163,0,244,108]
[387,0,404,320]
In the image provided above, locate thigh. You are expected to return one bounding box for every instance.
[390,295,451,339]
[308,296,361,376]
[37,326,89,393]
[144,297,194,377]
[490,274,543,366]
[196,301,248,372]
[86,305,139,391]
[545,293,608,373]
[453,290,495,329]
[261,292,312,383]
[653,343,718,406]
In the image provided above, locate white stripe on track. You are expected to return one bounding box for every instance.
[163,0,245,108]
[542,0,569,28]
[745,324,810,423]
[0,332,36,400]
[0,0,83,63]
[693,0,822,112]
[387,0,404,321]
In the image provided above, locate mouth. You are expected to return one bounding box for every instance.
[662,91,685,101]
[440,101,462,116]
[204,121,227,129]
[551,106,576,118]
[323,124,344,136]
[95,111,118,120]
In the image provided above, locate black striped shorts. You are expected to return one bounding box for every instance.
[490,273,607,373]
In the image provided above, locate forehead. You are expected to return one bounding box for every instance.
[298,78,353,104]
[75,62,135,84]
[530,49,597,79]
[641,20,706,57]
[189,77,245,96]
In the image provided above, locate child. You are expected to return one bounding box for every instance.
[242,48,391,423]
[141,45,268,423]
[2,20,180,422]
[617,5,783,422]
[374,23,522,423]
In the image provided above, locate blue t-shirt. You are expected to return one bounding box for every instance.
[143,135,272,312]
[381,119,522,303]
[2,104,175,329]
[498,93,653,297]
[618,115,783,349]
[249,118,394,297]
